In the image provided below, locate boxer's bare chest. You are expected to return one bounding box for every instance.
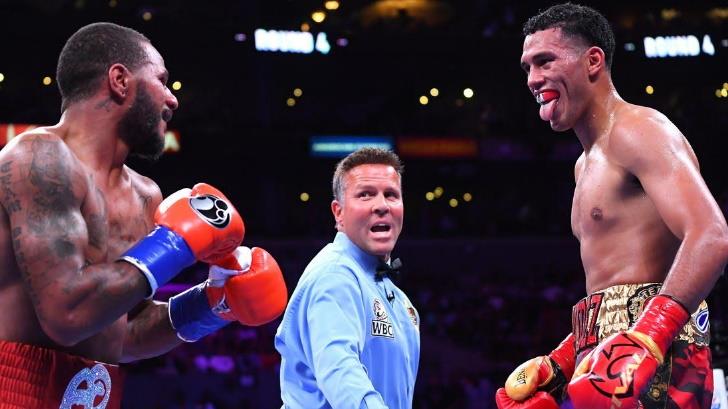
[81,176,153,265]
[571,149,647,240]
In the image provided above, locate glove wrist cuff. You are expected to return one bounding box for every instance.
[548,332,576,379]
[168,282,229,342]
[538,357,569,401]
[632,294,690,356]
[120,226,196,297]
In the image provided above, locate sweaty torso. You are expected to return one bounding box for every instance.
[0,130,157,362]
[571,108,691,294]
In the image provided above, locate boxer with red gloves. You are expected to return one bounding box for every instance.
[516,3,727,409]
[496,333,575,409]
[568,294,703,409]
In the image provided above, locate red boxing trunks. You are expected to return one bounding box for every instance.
[571,283,713,409]
[0,340,122,409]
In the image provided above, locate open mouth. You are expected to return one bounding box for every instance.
[371,223,391,233]
[535,90,560,122]
[536,90,560,105]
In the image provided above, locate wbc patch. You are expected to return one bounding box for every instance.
[371,298,394,338]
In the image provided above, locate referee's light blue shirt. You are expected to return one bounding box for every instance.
[275,232,420,409]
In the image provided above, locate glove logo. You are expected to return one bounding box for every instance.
[189,195,231,228]
[588,354,640,400]
[60,363,112,409]
[587,335,645,400]
[212,293,232,315]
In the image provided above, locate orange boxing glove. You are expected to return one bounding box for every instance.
[169,244,286,342]
[122,183,244,297]
[206,246,288,326]
[154,183,245,264]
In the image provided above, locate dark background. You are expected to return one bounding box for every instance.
[0,0,726,407]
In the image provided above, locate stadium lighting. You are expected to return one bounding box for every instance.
[312,11,326,23]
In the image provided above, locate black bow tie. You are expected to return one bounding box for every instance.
[375,258,402,281]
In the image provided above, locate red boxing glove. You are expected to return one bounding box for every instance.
[567,295,689,409]
[155,183,245,264]
[496,389,559,409]
[206,247,288,326]
[496,333,575,409]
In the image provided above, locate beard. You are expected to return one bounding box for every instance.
[118,83,166,162]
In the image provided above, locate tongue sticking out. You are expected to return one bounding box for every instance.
[537,90,560,122]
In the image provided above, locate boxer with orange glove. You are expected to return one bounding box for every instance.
[496,333,576,409]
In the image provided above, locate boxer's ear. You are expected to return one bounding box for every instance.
[585,46,606,80]
[108,63,132,101]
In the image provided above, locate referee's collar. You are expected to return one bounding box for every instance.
[333,232,382,278]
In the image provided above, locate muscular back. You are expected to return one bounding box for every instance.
[0,129,161,362]
[572,103,700,294]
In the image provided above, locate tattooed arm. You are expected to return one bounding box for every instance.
[120,174,183,362]
[120,299,182,362]
[0,134,148,346]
